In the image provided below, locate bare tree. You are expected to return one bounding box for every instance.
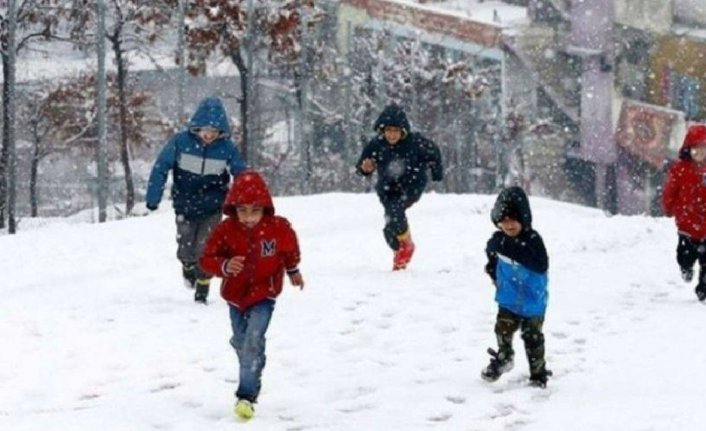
[184,0,320,165]
[69,0,174,215]
[0,0,73,230]
[19,73,169,217]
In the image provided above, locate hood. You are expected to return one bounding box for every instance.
[223,170,275,217]
[491,186,533,229]
[373,104,411,135]
[679,124,706,161]
[188,97,231,137]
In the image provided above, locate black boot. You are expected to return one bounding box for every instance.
[194,278,210,304]
[182,264,197,289]
[696,284,706,302]
[529,369,553,388]
[480,348,514,382]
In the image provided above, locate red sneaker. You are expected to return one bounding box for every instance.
[393,236,415,270]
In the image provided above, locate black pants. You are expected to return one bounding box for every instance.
[494,307,546,376]
[378,189,422,250]
[676,234,706,283]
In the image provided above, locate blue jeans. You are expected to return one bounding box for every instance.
[228,300,275,402]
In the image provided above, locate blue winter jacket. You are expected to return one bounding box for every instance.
[485,186,549,317]
[494,252,548,317]
[146,97,246,220]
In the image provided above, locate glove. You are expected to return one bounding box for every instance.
[146,203,158,211]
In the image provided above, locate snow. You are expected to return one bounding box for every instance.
[389,0,528,27]
[3,192,705,430]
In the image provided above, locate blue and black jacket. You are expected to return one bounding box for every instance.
[485,186,549,317]
[146,97,246,220]
[356,104,443,197]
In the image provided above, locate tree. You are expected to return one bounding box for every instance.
[18,73,168,217]
[0,0,73,230]
[69,0,174,215]
[184,0,320,165]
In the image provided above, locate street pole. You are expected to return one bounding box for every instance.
[7,0,17,233]
[96,0,108,222]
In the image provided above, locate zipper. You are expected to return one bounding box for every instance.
[200,144,206,174]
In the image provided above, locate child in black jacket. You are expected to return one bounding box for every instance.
[481,186,551,388]
[356,104,443,270]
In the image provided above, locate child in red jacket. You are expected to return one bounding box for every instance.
[662,123,706,301]
[200,170,304,420]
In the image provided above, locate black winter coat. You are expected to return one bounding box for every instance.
[356,132,443,196]
[485,186,548,280]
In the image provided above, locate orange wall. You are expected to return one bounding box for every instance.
[647,36,706,109]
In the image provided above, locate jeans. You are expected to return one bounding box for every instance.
[228,299,275,402]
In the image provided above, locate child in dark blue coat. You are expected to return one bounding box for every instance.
[356,104,443,270]
[146,97,246,303]
[481,186,551,387]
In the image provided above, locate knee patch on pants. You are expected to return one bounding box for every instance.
[495,316,519,338]
[521,330,545,350]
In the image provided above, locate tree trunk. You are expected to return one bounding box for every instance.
[30,120,40,217]
[5,0,18,233]
[230,49,249,164]
[0,56,9,229]
[111,37,135,215]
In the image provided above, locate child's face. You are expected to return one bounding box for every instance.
[383,126,403,145]
[497,217,522,238]
[691,145,706,163]
[196,127,221,144]
[236,204,264,228]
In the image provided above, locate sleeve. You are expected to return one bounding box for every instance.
[515,232,549,274]
[355,140,378,176]
[199,222,232,278]
[422,137,443,181]
[484,232,502,281]
[227,140,247,176]
[661,164,679,217]
[145,137,177,209]
[279,219,301,274]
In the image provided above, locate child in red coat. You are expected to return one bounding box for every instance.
[662,123,706,301]
[200,170,304,420]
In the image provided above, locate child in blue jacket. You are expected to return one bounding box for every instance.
[146,97,246,303]
[481,186,550,387]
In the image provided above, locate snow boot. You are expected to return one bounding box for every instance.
[182,264,197,289]
[194,278,210,304]
[234,399,255,420]
[529,369,553,388]
[393,231,415,271]
[696,284,706,302]
[480,348,514,382]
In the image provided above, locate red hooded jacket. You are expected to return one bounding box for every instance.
[662,124,706,240]
[200,170,301,310]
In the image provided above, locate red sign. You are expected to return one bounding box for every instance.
[615,100,681,168]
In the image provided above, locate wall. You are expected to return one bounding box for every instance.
[646,35,706,119]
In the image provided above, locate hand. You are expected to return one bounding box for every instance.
[225,256,245,276]
[289,272,304,290]
[360,158,376,174]
[146,202,158,211]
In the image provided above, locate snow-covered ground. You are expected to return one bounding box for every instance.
[2,192,705,430]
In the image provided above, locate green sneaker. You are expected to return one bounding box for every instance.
[234,399,254,420]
